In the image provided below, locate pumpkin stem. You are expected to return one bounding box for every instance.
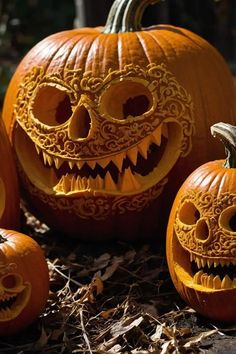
[103,0,162,34]
[211,122,236,168]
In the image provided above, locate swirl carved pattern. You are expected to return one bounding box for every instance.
[14,63,194,160]
[174,190,236,258]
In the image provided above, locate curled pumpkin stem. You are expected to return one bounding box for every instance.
[211,122,236,168]
[103,0,162,33]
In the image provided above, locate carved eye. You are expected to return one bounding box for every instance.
[1,273,22,291]
[99,80,153,120]
[32,85,73,126]
[219,206,236,232]
[178,201,200,225]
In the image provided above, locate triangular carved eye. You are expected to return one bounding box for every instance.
[99,80,153,120]
[32,85,73,126]
[178,201,200,225]
[219,206,236,232]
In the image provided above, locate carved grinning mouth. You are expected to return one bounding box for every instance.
[174,240,236,292]
[190,253,236,290]
[15,120,183,196]
[0,286,31,321]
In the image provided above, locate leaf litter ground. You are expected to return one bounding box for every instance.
[1,206,236,354]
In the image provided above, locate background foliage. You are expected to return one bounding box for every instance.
[0,0,236,105]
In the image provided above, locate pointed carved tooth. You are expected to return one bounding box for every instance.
[86,160,97,169]
[207,259,213,268]
[190,253,193,262]
[162,123,168,138]
[35,144,41,155]
[47,155,53,166]
[42,151,48,165]
[221,275,232,289]
[105,172,117,191]
[98,157,111,169]
[70,175,76,190]
[68,161,75,170]
[75,177,81,191]
[137,138,150,159]
[193,270,203,284]
[202,274,208,287]
[207,274,214,288]
[196,256,202,269]
[201,258,206,268]
[112,152,125,172]
[127,146,139,166]
[220,259,226,267]
[77,160,85,170]
[54,157,63,169]
[214,261,218,268]
[151,126,162,146]
[87,177,93,190]
[119,167,140,192]
[62,175,71,194]
[213,275,221,289]
[233,278,236,287]
[81,177,88,190]
[95,175,104,190]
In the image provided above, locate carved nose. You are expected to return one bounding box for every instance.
[195,218,210,242]
[69,100,92,141]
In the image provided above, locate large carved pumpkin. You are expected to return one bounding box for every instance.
[2,0,236,240]
[0,228,49,335]
[0,117,19,229]
[167,122,236,322]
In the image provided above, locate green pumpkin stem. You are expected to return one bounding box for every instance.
[211,122,236,168]
[103,0,162,34]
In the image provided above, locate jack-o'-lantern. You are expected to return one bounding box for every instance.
[2,0,236,240]
[167,122,236,322]
[0,118,19,230]
[0,228,49,335]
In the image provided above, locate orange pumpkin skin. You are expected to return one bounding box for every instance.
[0,229,49,335]
[2,0,236,239]
[166,123,236,322]
[0,118,20,230]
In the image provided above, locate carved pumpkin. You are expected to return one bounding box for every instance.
[0,117,20,230]
[166,122,236,322]
[2,0,236,240]
[0,228,49,335]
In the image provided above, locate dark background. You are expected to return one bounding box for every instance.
[1,0,236,105]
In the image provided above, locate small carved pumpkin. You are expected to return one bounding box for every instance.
[166,122,236,322]
[0,118,20,229]
[2,0,236,239]
[0,229,49,335]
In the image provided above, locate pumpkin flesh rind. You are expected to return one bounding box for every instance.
[167,159,236,322]
[3,9,236,238]
[0,229,49,335]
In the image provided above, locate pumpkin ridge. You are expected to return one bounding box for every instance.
[135,32,153,64]
[142,30,169,63]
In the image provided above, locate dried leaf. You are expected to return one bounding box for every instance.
[101,256,124,281]
[183,329,218,348]
[110,315,144,337]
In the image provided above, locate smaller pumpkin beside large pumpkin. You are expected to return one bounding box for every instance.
[0,228,49,335]
[166,122,236,322]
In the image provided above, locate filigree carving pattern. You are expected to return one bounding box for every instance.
[14,63,194,159]
[174,190,236,258]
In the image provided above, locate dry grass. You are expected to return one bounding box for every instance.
[0,207,235,354]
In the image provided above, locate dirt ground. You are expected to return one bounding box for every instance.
[0,208,236,354]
